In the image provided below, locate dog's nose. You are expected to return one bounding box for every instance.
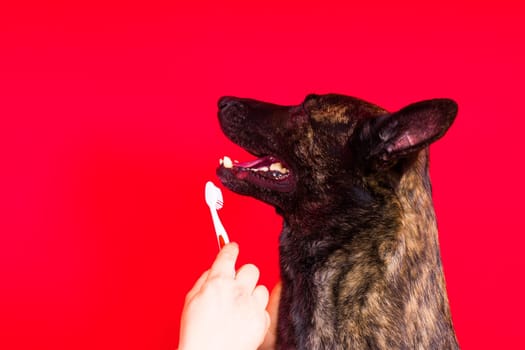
[218,96,241,110]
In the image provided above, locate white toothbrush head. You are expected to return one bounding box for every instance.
[205,181,224,210]
[205,181,229,249]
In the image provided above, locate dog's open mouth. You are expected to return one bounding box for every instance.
[217,155,296,192]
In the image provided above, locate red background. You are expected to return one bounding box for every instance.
[1,1,524,349]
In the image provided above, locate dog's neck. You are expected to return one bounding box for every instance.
[395,152,441,273]
[281,152,439,262]
[277,152,458,349]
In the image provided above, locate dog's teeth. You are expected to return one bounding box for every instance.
[260,167,269,172]
[269,162,282,172]
[270,162,289,174]
[223,156,233,169]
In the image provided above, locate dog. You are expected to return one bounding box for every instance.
[216,93,459,349]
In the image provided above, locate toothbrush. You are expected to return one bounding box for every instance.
[205,181,230,249]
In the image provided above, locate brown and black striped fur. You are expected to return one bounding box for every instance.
[216,94,459,349]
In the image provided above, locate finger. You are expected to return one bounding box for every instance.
[267,281,281,318]
[252,284,270,309]
[257,282,280,350]
[207,242,239,280]
[257,311,273,350]
[266,281,281,337]
[185,269,210,302]
[235,263,260,292]
[264,310,271,339]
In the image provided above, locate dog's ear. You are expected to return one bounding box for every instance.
[365,99,457,165]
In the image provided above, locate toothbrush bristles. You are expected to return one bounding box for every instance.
[204,181,229,249]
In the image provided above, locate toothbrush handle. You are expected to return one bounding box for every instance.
[210,208,230,249]
[218,234,227,249]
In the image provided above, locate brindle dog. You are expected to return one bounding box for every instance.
[216,93,459,349]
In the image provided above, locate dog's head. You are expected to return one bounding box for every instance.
[217,93,457,217]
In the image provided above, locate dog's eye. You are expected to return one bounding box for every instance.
[289,107,309,124]
[304,94,319,106]
[305,93,319,101]
[302,94,320,113]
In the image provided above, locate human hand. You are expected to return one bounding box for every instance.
[178,243,270,350]
[258,281,281,350]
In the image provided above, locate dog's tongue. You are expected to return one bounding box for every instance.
[235,156,276,169]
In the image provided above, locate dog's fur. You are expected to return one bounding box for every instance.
[216,93,459,349]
